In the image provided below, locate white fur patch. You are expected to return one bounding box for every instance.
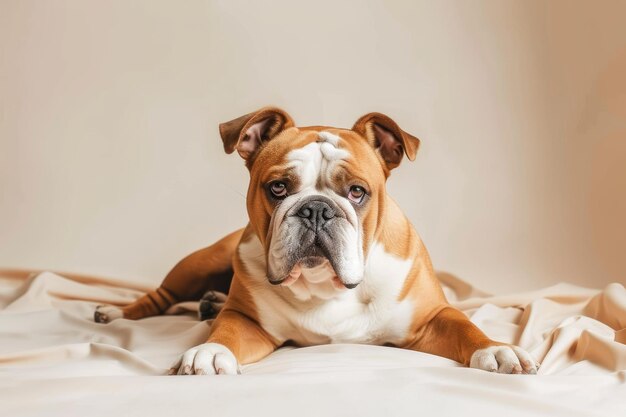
[170,342,239,376]
[317,131,341,146]
[94,305,123,323]
[470,345,538,374]
[287,136,350,188]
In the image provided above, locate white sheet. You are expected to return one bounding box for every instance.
[0,270,624,416]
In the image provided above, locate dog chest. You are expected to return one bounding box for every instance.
[251,243,416,346]
[253,287,416,346]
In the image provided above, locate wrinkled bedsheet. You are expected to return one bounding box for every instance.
[0,270,624,417]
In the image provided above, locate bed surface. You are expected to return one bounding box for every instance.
[0,270,624,416]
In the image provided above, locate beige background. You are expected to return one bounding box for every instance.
[1,0,625,293]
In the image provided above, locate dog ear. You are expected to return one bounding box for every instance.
[352,112,420,171]
[219,107,295,161]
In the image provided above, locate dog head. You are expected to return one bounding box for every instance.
[219,107,420,289]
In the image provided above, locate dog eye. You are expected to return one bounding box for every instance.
[348,186,366,203]
[269,181,288,198]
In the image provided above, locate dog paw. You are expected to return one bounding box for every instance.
[94,305,123,323]
[169,343,240,375]
[470,345,539,374]
[198,291,227,321]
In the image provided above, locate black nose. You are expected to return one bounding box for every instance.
[296,200,336,228]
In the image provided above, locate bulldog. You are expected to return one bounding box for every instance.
[95,107,539,376]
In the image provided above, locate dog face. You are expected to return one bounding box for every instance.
[219,107,419,289]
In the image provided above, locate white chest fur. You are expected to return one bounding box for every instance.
[238,235,415,346]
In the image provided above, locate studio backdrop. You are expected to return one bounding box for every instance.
[1,0,625,292]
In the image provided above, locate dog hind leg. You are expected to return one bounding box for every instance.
[94,228,244,323]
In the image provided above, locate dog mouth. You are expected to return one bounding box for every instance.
[270,255,358,290]
[299,255,326,268]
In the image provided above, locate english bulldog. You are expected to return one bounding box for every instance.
[95,107,538,376]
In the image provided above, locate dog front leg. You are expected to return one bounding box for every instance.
[170,309,278,375]
[405,306,539,374]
